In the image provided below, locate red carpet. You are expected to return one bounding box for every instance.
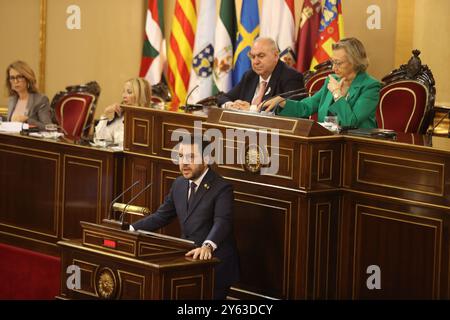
[0,243,61,300]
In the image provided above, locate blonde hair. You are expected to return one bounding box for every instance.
[125,77,152,108]
[5,60,39,96]
[332,38,369,73]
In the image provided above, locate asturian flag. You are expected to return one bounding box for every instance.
[186,0,216,104]
[139,0,166,85]
[213,0,236,94]
[310,0,344,70]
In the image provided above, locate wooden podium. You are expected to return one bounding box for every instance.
[57,221,217,300]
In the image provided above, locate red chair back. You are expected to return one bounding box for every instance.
[376,50,435,134]
[304,60,333,121]
[377,81,429,133]
[51,82,101,140]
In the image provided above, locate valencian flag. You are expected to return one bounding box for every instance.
[260,0,297,68]
[139,0,165,85]
[232,0,260,86]
[187,0,216,104]
[213,0,236,94]
[296,0,322,72]
[310,0,344,70]
[167,0,197,110]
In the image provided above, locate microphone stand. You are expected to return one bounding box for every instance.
[108,180,140,220]
[119,182,153,230]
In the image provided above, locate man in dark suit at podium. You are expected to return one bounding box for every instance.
[131,136,240,300]
[217,37,304,112]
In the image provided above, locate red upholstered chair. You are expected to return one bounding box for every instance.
[376,50,435,134]
[51,81,101,140]
[303,60,333,121]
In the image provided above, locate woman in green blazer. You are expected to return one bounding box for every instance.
[261,38,381,128]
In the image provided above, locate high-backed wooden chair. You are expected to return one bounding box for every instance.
[50,81,101,140]
[376,50,435,134]
[303,60,333,121]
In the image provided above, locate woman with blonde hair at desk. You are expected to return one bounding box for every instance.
[261,38,381,129]
[5,60,53,130]
[95,77,152,147]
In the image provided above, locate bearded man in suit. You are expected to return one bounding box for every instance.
[131,136,240,300]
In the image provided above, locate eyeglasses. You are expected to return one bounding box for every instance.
[330,59,348,68]
[247,52,266,60]
[8,75,26,82]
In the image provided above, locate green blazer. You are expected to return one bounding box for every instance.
[279,71,381,128]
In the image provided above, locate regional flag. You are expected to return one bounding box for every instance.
[233,0,260,86]
[139,0,166,85]
[213,0,236,94]
[260,0,296,68]
[187,0,216,104]
[296,0,322,72]
[310,0,344,70]
[167,0,197,109]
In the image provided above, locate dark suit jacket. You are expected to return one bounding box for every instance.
[217,60,304,106]
[7,93,53,130]
[132,168,240,290]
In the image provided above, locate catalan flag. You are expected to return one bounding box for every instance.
[139,0,165,85]
[310,0,344,70]
[167,0,197,110]
[232,0,260,86]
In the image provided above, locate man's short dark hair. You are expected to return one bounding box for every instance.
[178,134,211,155]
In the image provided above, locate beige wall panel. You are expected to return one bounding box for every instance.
[0,0,41,107]
[413,0,450,106]
[344,0,397,81]
[46,0,145,117]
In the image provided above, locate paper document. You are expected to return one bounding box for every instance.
[0,122,28,133]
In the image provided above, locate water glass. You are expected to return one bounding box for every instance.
[324,115,339,132]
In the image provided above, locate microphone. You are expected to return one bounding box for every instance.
[118,182,153,229]
[108,180,140,220]
[260,90,317,113]
[427,108,450,136]
[183,85,204,111]
[278,87,308,98]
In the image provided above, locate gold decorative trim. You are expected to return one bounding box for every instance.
[0,230,59,247]
[317,150,333,182]
[217,110,299,133]
[170,275,204,300]
[58,240,159,267]
[0,146,60,237]
[39,0,47,92]
[352,204,441,299]
[117,270,146,299]
[61,155,103,240]
[234,191,292,296]
[71,259,99,297]
[313,202,332,298]
[356,151,445,196]
[161,122,206,152]
[344,188,450,211]
[132,117,151,147]
[83,229,137,257]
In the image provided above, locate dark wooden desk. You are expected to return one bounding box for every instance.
[122,106,450,299]
[58,222,216,300]
[0,133,123,255]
